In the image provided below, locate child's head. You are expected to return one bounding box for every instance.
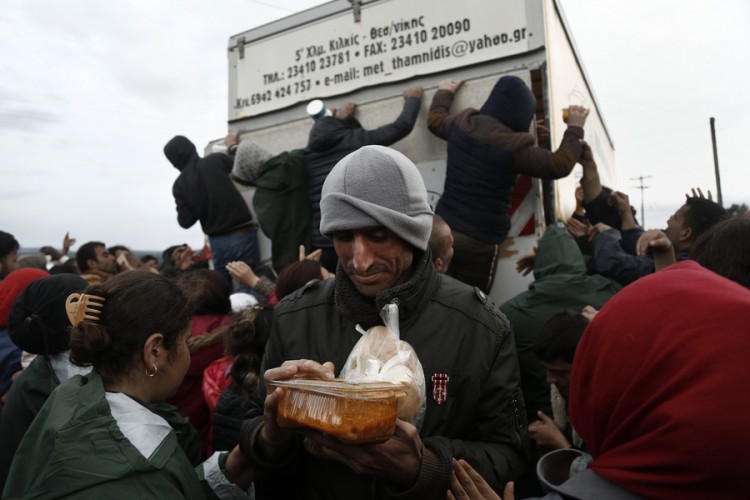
[534,310,589,399]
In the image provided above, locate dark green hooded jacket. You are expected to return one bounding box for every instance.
[500,226,621,423]
[3,372,218,500]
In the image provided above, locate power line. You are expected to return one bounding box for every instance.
[630,175,652,227]
[245,0,297,12]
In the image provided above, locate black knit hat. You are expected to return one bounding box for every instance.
[8,274,87,355]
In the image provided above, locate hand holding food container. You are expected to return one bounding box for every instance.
[262,304,427,485]
[259,358,336,461]
[269,304,426,444]
[562,104,590,128]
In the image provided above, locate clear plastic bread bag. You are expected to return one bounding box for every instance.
[339,303,427,430]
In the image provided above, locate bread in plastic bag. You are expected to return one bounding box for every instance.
[339,303,426,428]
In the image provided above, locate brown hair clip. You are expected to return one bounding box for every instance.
[66,293,105,327]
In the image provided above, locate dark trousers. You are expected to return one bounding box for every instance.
[209,229,260,292]
[446,230,501,294]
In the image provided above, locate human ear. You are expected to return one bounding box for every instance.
[142,333,166,369]
[434,257,444,273]
[681,226,693,244]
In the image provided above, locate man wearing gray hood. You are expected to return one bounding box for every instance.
[239,145,527,499]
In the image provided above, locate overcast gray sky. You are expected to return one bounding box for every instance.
[1,0,747,252]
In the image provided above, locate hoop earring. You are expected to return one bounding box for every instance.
[145,364,158,377]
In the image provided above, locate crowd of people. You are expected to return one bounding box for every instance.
[1,72,749,500]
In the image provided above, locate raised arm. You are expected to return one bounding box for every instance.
[512,105,589,180]
[355,86,423,146]
[427,79,465,139]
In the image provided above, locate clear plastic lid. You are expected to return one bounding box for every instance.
[269,378,407,400]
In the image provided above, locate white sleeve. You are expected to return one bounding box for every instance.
[202,452,255,500]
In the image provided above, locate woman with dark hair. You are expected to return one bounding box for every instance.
[3,271,255,499]
[0,274,89,489]
[690,215,750,289]
[274,259,330,300]
[171,269,236,457]
[0,268,49,403]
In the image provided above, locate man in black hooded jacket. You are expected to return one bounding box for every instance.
[164,134,259,289]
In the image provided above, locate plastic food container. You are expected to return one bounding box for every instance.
[269,379,406,444]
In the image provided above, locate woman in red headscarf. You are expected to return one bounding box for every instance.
[449,260,750,500]
[565,260,750,499]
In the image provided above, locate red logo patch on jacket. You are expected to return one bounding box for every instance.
[431,373,449,405]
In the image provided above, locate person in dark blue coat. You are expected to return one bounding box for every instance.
[428,76,589,293]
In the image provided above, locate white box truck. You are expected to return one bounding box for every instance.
[225,0,615,305]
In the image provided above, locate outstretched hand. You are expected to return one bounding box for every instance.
[337,102,357,119]
[299,245,321,262]
[515,248,537,277]
[636,229,676,271]
[224,445,261,488]
[62,232,76,255]
[447,459,502,500]
[298,245,334,279]
[564,217,590,239]
[225,131,239,148]
[588,222,612,241]
[403,86,423,99]
[581,305,599,321]
[437,79,465,93]
[636,229,672,257]
[687,187,712,201]
[529,411,571,450]
[226,261,258,288]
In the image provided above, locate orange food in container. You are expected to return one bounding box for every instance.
[270,379,407,444]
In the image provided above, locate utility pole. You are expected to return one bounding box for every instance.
[710,117,723,206]
[630,175,652,227]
